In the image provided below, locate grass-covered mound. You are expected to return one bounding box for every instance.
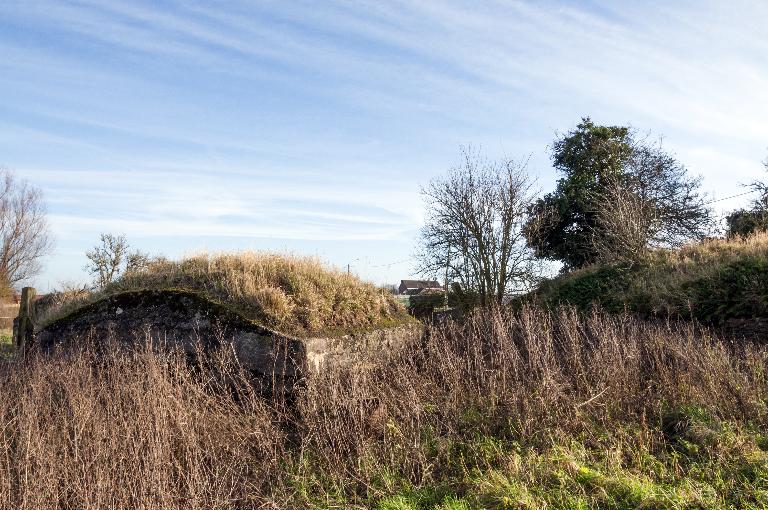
[42,252,413,337]
[526,232,768,327]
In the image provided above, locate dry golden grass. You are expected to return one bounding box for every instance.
[656,230,768,265]
[42,252,412,337]
[0,302,17,317]
[0,302,17,331]
[1,306,766,508]
[0,345,285,509]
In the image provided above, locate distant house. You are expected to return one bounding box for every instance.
[398,279,442,295]
[11,292,49,304]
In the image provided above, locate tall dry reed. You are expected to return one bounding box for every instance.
[297,306,768,500]
[0,306,764,507]
[0,345,286,509]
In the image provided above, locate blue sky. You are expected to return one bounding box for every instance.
[1,1,767,290]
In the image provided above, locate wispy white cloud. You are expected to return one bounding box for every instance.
[1,0,766,287]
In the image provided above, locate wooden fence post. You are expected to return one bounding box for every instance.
[14,287,36,349]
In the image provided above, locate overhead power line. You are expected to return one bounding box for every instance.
[370,257,412,269]
[703,190,757,205]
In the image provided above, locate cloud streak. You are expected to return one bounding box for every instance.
[0,0,766,287]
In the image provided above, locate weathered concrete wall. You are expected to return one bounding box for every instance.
[35,289,305,379]
[34,289,422,381]
[303,323,423,372]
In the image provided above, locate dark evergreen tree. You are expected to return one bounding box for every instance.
[525,118,712,269]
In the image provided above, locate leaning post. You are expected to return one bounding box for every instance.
[14,287,36,350]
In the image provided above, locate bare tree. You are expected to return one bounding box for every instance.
[85,233,130,289]
[417,147,541,305]
[749,156,768,207]
[589,178,658,264]
[125,250,151,274]
[584,142,714,264]
[85,234,153,289]
[0,169,54,286]
[623,141,713,247]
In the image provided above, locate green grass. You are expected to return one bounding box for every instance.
[293,417,768,509]
[0,328,14,357]
[523,232,768,327]
[273,305,768,509]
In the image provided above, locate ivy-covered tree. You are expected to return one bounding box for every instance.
[524,118,713,269]
[524,119,633,269]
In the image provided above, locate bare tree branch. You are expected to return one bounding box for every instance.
[85,233,130,289]
[416,147,542,305]
[0,169,54,285]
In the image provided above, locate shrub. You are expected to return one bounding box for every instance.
[726,209,768,238]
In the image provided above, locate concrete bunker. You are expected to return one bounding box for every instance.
[28,288,422,382]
